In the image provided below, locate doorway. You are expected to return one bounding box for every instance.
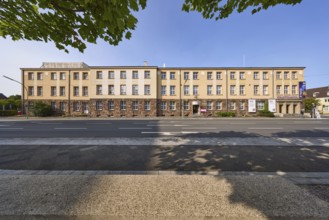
[193,105,199,115]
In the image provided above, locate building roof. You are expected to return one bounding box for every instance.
[0,93,7,100]
[306,86,329,98]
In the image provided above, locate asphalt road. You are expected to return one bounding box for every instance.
[0,118,329,138]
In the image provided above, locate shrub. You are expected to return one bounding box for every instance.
[31,101,52,117]
[258,110,275,117]
[216,112,236,117]
[0,110,18,116]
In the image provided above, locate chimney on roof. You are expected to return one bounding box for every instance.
[144,61,148,66]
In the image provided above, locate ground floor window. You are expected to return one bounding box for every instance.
[257,101,264,110]
[207,101,212,110]
[230,101,235,110]
[239,101,245,110]
[120,101,126,110]
[82,102,88,113]
[51,102,56,111]
[60,102,66,112]
[324,106,329,112]
[183,101,189,110]
[132,101,138,111]
[144,101,150,111]
[108,101,114,110]
[169,101,176,110]
[216,101,222,110]
[96,101,103,110]
[73,102,80,112]
[161,101,166,110]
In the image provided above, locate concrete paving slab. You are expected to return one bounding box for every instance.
[0,175,328,219]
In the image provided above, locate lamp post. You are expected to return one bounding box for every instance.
[3,75,28,119]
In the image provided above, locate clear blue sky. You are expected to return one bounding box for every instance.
[0,0,328,96]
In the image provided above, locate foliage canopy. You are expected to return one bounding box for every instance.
[0,0,302,52]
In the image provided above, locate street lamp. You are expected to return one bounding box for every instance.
[3,75,28,119]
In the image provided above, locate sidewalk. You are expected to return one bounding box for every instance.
[0,174,329,219]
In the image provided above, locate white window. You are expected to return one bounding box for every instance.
[144,71,150,79]
[240,102,245,110]
[263,72,268,80]
[257,101,264,110]
[170,72,175,80]
[51,102,56,111]
[132,101,138,111]
[37,86,43,96]
[28,72,34,80]
[120,101,126,110]
[132,71,138,79]
[132,85,138,95]
[96,85,102,95]
[183,101,189,110]
[37,72,43,80]
[73,86,79,96]
[108,71,114,79]
[292,85,297,95]
[239,85,245,95]
[144,85,150,95]
[184,85,189,95]
[216,72,222,80]
[253,72,259,80]
[292,71,297,79]
[169,101,176,110]
[276,85,281,95]
[83,87,88,96]
[82,72,88,80]
[207,72,212,80]
[239,72,245,80]
[254,85,259,95]
[230,85,235,95]
[170,86,175,95]
[193,85,198,95]
[161,72,166,79]
[60,102,66,112]
[108,101,114,110]
[230,101,236,110]
[207,101,212,110]
[144,101,150,111]
[284,72,289,79]
[28,86,34,96]
[276,72,281,79]
[60,72,66,80]
[230,72,235,80]
[96,71,103,79]
[161,101,167,110]
[216,101,222,110]
[120,71,126,79]
[193,72,198,80]
[120,85,126,95]
[82,102,88,112]
[51,72,57,80]
[184,72,189,80]
[108,85,115,95]
[96,101,103,110]
[51,87,57,96]
[60,86,65,96]
[216,85,222,95]
[161,86,166,95]
[207,85,212,95]
[263,85,268,95]
[284,85,289,94]
[73,102,80,112]
[73,72,79,80]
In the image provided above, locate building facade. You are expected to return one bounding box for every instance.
[306,86,329,115]
[21,62,305,117]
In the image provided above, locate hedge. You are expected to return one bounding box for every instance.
[0,110,18,116]
[258,110,275,117]
[216,112,236,117]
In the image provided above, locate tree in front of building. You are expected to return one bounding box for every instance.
[31,101,52,117]
[0,0,302,53]
[303,98,320,113]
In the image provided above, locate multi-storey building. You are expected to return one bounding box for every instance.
[306,86,329,115]
[21,62,305,117]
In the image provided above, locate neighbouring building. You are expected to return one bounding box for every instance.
[0,93,7,100]
[306,86,329,114]
[21,62,305,117]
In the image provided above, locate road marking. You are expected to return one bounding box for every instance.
[86,123,112,125]
[314,127,329,130]
[0,128,23,130]
[230,123,255,125]
[248,127,283,130]
[141,131,199,135]
[183,127,217,129]
[119,127,152,130]
[33,122,63,125]
[0,125,10,126]
[146,124,190,127]
[54,128,87,130]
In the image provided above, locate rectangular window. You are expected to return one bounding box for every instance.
[170,86,175,95]
[184,85,189,95]
[230,101,236,110]
[292,71,297,79]
[96,71,103,79]
[292,85,297,95]
[230,85,235,95]
[207,85,212,95]
[120,85,126,95]
[276,72,281,79]
[193,85,198,95]
[108,85,115,95]
[170,72,175,80]
[169,101,176,110]
[216,101,222,110]
[60,86,65,96]
[132,85,138,95]
[96,101,103,110]
[284,85,289,94]
[254,85,259,95]
[60,102,66,112]
[108,71,114,79]
[284,72,289,79]
[216,85,222,95]
[37,72,43,80]
[73,86,79,96]
[132,71,138,79]
[37,86,43,96]
[51,86,57,96]
[144,71,150,79]
[51,72,57,80]
[83,86,88,96]
[161,86,166,95]
[161,72,166,80]
[230,72,235,80]
[82,102,88,112]
[82,72,88,80]
[108,101,114,110]
[120,71,126,79]
[73,72,79,80]
[239,85,245,95]
[253,72,259,80]
[60,72,66,80]
[216,72,222,80]
[132,101,139,111]
[240,102,245,110]
[239,72,245,80]
[207,101,212,110]
[73,102,80,112]
[276,85,281,95]
[144,101,150,111]
[183,101,189,110]
[193,72,198,80]
[96,85,102,95]
[28,72,34,80]
[257,101,264,110]
[263,72,268,80]
[144,85,150,95]
[263,85,268,95]
[207,72,212,80]
[28,86,34,96]
[161,101,167,110]
[184,72,189,80]
[51,102,56,111]
[120,101,126,110]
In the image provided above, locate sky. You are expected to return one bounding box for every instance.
[0,0,328,96]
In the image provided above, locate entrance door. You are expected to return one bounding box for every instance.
[286,104,290,114]
[193,105,199,115]
[279,105,283,113]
